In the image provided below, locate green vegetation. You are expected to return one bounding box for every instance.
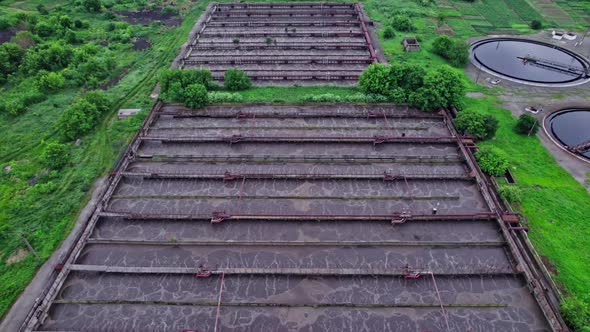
[467,98,590,330]
[358,63,465,111]
[0,0,210,318]
[383,26,395,39]
[498,184,522,205]
[431,35,469,67]
[515,113,540,135]
[183,83,208,109]
[159,68,213,108]
[224,68,252,91]
[475,146,509,176]
[40,142,70,170]
[454,109,498,140]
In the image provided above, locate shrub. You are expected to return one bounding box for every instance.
[531,20,543,30]
[208,91,244,103]
[0,42,25,81]
[38,72,65,92]
[159,69,212,98]
[391,15,415,32]
[561,296,590,331]
[35,21,55,37]
[183,83,208,109]
[383,26,395,39]
[359,63,391,96]
[83,0,103,12]
[58,91,110,140]
[40,142,69,169]
[224,68,251,91]
[499,185,522,204]
[59,99,98,140]
[36,4,49,15]
[408,65,465,111]
[454,109,498,140]
[515,113,539,135]
[432,36,469,67]
[475,146,508,176]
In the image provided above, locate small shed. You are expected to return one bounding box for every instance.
[402,37,421,52]
[118,109,141,119]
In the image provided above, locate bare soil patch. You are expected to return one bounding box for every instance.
[6,248,28,265]
[0,28,16,45]
[118,10,182,27]
[133,37,151,50]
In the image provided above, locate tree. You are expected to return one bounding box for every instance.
[432,36,469,67]
[35,21,55,37]
[531,20,543,30]
[0,42,25,82]
[82,90,110,115]
[432,35,453,56]
[38,71,65,92]
[408,65,465,111]
[475,146,508,176]
[59,15,73,29]
[447,40,469,67]
[391,15,415,32]
[159,69,212,96]
[224,68,251,91]
[83,0,102,12]
[12,31,37,49]
[515,113,539,135]
[40,142,69,169]
[59,99,98,140]
[358,63,391,96]
[454,109,498,140]
[383,26,395,39]
[183,83,208,109]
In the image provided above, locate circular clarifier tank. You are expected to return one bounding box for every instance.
[470,38,590,86]
[545,109,590,160]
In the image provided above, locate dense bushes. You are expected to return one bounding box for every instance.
[531,20,543,30]
[159,69,212,99]
[58,91,111,140]
[515,113,539,135]
[37,71,65,92]
[0,43,25,83]
[432,36,469,67]
[224,68,251,91]
[359,63,465,111]
[383,26,395,39]
[475,146,508,176]
[498,185,522,204]
[183,84,208,109]
[561,296,590,332]
[159,69,213,109]
[454,109,498,140]
[40,142,70,169]
[391,15,415,32]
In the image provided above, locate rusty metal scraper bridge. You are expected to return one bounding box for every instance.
[21,103,567,331]
[177,2,383,84]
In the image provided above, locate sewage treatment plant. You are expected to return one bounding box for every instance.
[3,1,588,332]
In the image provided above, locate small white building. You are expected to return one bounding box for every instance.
[564,32,577,41]
[552,30,564,40]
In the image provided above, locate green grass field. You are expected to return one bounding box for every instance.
[1,0,589,327]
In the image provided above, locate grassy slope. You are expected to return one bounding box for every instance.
[465,98,590,298]
[0,0,209,317]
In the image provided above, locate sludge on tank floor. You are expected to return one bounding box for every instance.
[30,104,552,332]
